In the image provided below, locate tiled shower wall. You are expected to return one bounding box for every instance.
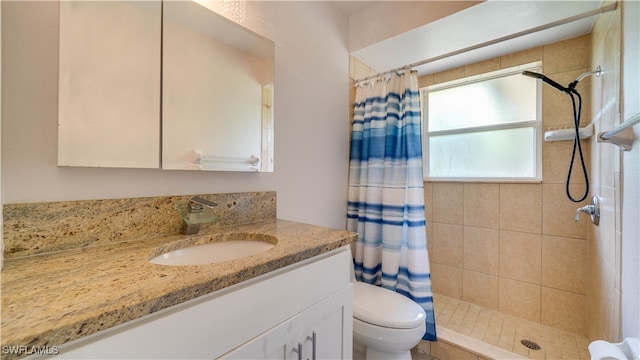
[588,3,622,343]
[350,35,594,336]
[423,35,592,336]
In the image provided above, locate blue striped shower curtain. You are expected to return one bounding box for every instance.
[347,71,436,341]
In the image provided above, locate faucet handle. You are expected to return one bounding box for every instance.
[188,196,218,212]
[575,205,594,221]
[574,195,600,225]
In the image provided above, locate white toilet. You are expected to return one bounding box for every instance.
[589,337,639,360]
[352,280,427,360]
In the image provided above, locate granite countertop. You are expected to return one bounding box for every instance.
[0,219,357,355]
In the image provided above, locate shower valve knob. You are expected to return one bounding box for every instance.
[574,195,600,226]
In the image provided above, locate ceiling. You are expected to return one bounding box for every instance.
[346,1,610,77]
[331,1,378,15]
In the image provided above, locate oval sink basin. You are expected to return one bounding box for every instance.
[149,234,276,266]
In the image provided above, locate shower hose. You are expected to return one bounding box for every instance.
[566,89,590,203]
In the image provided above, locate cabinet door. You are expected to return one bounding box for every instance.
[58,1,161,168]
[301,286,353,360]
[225,286,353,360]
[223,314,302,360]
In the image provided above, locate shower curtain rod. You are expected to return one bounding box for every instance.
[354,2,617,84]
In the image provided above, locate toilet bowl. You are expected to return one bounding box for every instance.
[589,337,639,360]
[352,281,426,360]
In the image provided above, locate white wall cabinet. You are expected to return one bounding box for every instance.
[49,247,353,360]
[58,1,162,169]
[57,0,274,172]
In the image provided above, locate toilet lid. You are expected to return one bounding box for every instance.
[353,282,426,329]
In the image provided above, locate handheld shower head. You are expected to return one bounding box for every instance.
[521,70,569,93]
[521,66,603,203]
[521,70,543,79]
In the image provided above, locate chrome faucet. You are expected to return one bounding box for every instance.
[182,196,218,235]
[574,195,600,225]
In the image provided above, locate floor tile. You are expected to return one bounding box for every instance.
[430,293,590,359]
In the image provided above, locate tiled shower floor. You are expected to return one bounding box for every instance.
[428,293,591,359]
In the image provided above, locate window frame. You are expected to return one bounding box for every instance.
[421,62,543,182]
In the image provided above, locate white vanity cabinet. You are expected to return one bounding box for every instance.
[52,247,353,359]
[223,287,351,359]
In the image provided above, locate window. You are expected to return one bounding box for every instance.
[422,62,542,181]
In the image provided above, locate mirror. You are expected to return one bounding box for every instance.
[57,1,274,172]
[162,1,274,172]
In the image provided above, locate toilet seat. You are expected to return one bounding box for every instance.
[353,282,425,329]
